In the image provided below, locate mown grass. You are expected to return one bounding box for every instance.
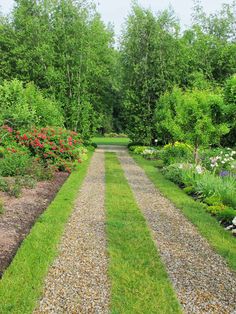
[132,154,236,272]
[92,136,130,146]
[105,153,181,314]
[0,151,93,314]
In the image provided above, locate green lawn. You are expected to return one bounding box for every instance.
[105,153,181,314]
[132,154,236,272]
[0,152,93,314]
[92,136,130,146]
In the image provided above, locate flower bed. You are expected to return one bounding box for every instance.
[0,125,90,199]
[129,142,236,235]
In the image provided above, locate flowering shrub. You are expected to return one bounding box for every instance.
[200,147,236,175]
[141,148,160,160]
[0,125,87,174]
[16,127,87,172]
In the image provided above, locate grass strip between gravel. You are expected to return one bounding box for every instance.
[132,154,236,272]
[105,153,181,314]
[0,151,93,314]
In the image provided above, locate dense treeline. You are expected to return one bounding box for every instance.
[120,2,236,146]
[0,0,121,136]
[0,1,235,145]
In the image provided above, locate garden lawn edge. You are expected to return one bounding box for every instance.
[92,137,130,146]
[132,154,236,272]
[105,153,181,314]
[0,151,93,314]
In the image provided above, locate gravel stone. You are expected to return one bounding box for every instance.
[103,146,236,314]
[34,150,110,313]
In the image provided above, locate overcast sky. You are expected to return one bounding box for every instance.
[0,0,233,38]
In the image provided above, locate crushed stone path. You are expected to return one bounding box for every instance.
[35,149,110,313]
[103,145,236,314]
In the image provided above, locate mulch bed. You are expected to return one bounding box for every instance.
[0,172,69,277]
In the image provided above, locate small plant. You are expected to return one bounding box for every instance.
[142,148,160,160]
[0,198,4,214]
[204,195,222,206]
[19,175,37,189]
[183,186,195,195]
[215,208,236,225]
[0,176,9,192]
[162,163,185,185]
[129,146,150,154]
[9,179,22,198]
[0,149,31,177]
[206,204,227,215]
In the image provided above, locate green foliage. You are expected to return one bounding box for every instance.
[222,74,236,146]
[162,162,236,209]
[121,5,185,144]
[162,163,184,185]
[0,0,120,137]
[0,198,3,214]
[104,132,128,138]
[183,186,195,195]
[0,79,64,129]
[204,195,222,206]
[129,145,149,154]
[156,87,229,161]
[155,87,184,144]
[9,179,22,198]
[200,147,236,174]
[215,208,236,224]
[160,142,194,165]
[206,204,226,216]
[0,176,9,192]
[0,149,31,177]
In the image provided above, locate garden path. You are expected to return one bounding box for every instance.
[35,145,236,314]
[105,145,236,314]
[35,150,110,313]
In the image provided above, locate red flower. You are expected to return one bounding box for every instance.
[22,134,28,140]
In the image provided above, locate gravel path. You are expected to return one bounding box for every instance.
[104,146,236,314]
[35,150,110,313]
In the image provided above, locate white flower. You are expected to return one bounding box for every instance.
[196,165,204,174]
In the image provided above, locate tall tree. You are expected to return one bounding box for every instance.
[120,5,185,144]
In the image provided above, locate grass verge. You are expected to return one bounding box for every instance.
[105,153,181,314]
[92,137,130,146]
[132,154,236,272]
[0,151,93,314]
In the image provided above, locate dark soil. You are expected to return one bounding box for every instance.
[0,172,68,277]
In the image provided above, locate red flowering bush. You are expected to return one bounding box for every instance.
[16,127,87,172]
[0,126,87,173]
